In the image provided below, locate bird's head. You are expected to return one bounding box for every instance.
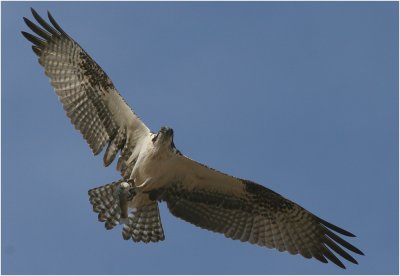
[152,126,175,151]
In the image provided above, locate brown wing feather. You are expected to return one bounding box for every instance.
[22,9,150,178]
[151,156,363,269]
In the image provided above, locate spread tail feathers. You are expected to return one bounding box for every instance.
[88,180,123,230]
[88,180,165,243]
[122,203,165,243]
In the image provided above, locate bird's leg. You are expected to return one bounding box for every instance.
[127,187,136,201]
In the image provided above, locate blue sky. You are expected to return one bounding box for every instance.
[2,2,398,274]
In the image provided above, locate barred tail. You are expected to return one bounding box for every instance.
[122,203,165,243]
[88,180,165,243]
[88,180,123,230]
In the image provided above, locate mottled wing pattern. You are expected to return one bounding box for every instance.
[122,203,165,243]
[88,180,122,230]
[152,156,363,269]
[22,9,150,178]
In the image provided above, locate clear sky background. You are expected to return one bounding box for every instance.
[2,2,398,275]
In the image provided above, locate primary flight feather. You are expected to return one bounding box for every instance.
[22,9,363,269]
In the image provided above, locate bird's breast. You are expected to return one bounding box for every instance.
[131,148,177,192]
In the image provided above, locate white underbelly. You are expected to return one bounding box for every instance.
[132,151,179,192]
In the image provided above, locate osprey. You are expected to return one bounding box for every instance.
[22,9,363,269]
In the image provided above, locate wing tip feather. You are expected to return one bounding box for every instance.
[47,10,67,36]
[318,217,356,237]
[29,8,60,36]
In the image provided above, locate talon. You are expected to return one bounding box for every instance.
[127,188,136,200]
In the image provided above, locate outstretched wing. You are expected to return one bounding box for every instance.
[151,155,364,269]
[22,9,150,178]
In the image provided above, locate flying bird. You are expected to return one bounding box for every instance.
[22,9,363,269]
